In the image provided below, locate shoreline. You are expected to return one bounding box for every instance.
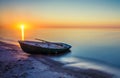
[0,41,115,78]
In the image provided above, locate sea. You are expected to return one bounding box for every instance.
[0,27,120,77]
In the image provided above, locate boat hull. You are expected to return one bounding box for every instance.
[18,41,71,54]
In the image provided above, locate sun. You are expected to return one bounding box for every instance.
[21,24,25,41]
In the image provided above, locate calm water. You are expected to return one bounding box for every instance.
[1,28,120,70]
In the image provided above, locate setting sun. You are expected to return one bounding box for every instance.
[21,24,25,41]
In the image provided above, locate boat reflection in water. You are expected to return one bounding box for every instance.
[18,39,71,55]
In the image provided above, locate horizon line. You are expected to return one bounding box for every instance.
[37,26,120,29]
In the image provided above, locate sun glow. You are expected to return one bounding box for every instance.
[21,24,25,41]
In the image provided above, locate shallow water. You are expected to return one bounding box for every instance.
[1,28,120,70]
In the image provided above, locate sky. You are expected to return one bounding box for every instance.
[0,0,120,28]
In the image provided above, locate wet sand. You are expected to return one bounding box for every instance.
[0,41,114,78]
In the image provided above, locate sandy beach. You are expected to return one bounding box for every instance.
[0,41,115,78]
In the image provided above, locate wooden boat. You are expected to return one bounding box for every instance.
[18,39,71,54]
